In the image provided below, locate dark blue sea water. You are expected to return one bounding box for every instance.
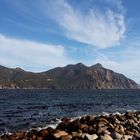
[0,89,140,134]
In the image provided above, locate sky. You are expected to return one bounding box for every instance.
[0,0,140,83]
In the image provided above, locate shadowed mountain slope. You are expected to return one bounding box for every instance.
[0,63,138,89]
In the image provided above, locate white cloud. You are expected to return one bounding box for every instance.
[44,0,126,48]
[0,34,73,71]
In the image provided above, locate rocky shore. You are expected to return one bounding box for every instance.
[0,111,140,140]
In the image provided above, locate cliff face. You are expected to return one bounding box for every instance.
[0,63,138,89]
[44,63,137,89]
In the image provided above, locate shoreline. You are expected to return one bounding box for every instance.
[1,111,140,140]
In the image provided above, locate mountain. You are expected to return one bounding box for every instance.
[0,63,138,89]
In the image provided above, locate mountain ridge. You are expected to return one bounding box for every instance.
[0,63,138,89]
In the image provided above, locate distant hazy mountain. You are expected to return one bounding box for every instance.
[0,63,138,89]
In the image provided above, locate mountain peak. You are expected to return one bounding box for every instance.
[75,63,86,67]
[15,67,24,72]
[65,63,86,69]
[95,63,103,67]
[91,63,103,69]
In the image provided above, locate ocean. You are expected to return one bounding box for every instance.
[0,89,140,134]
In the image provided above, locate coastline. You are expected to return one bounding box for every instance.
[1,111,140,140]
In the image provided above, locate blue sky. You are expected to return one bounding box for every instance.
[0,0,140,83]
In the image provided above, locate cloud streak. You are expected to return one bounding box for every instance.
[44,0,126,48]
[0,34,73,71]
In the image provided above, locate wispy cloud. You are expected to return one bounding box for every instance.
[0,34,73,71]
[6,0,126,48]
[44,0,126,48]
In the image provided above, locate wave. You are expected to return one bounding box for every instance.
[28,109,139,132]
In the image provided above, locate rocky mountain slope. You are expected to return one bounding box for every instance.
[0,63,138,89]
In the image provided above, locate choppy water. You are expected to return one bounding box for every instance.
[0,89,140,134]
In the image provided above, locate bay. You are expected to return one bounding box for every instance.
[0,89,140,134]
